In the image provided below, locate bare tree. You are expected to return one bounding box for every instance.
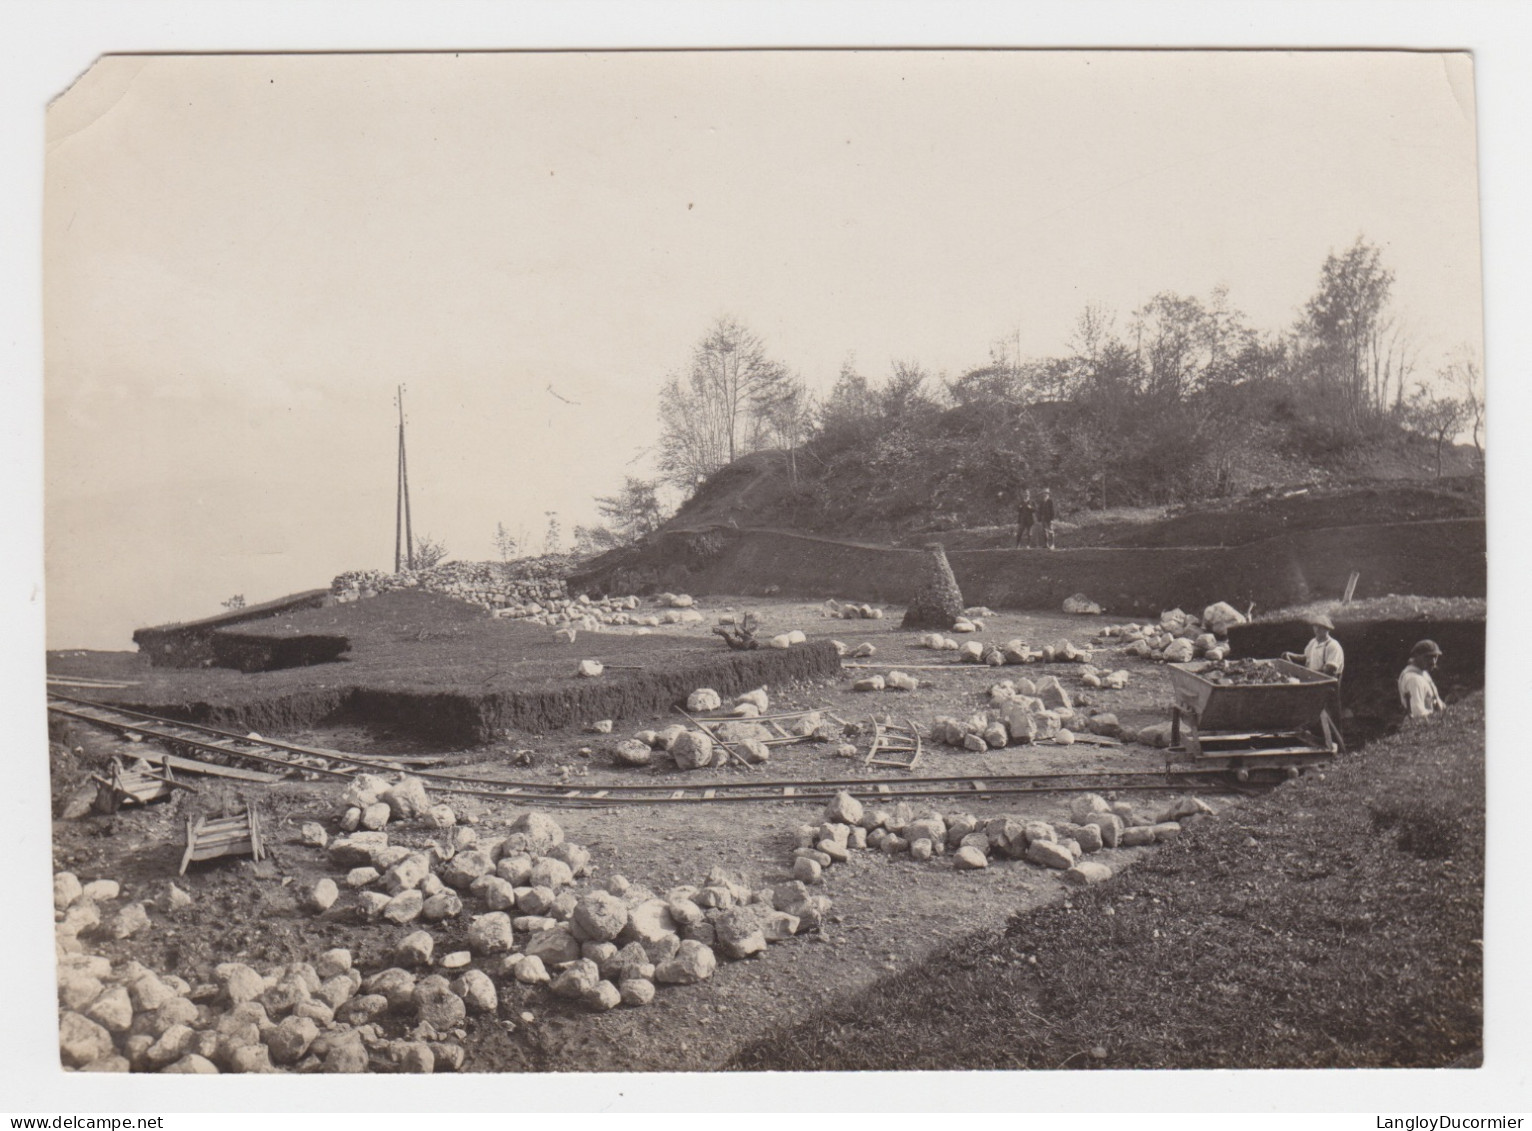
[656,316,787,490]
[492,522,518,562]
[1403,385,1469,480]
[595,477,668,541]
[752,370,816,487]
[412,534,449,569]
[542,512,561,556]
[1441,346,1485,466]
[1299,237,1396,424]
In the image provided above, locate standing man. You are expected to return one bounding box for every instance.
[1014,489,1035,549]
[1399,639,1446,719]
[1283,612,1344,676]
[1035,487,1057,550]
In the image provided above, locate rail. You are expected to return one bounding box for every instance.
[48,693,1257,807]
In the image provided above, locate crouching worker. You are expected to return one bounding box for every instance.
[1283,613,1344,677]
[1399,639,1446,720]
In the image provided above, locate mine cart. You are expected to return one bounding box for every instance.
[1164,658,1342,780]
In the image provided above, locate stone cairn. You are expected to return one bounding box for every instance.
[900,544,965,631]
[56,778,826,1074]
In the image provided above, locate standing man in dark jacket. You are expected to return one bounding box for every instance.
[1035,487,1057,550]
[1014,489,1035,548]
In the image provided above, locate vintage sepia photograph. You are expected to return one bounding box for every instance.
[21,30,1514,1108]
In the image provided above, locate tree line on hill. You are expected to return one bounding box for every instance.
[576,237,1483,550]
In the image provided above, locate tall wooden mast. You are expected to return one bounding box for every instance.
[394,384,415,572]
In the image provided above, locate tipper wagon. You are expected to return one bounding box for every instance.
[1165,658,1342,781]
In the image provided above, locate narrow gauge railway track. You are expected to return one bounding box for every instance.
[49,694,1257,808]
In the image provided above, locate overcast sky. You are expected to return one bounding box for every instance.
[44,50,1483,649]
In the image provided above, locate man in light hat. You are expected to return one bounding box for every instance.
[1283,612,1344,677]
[1399,639,1446,719]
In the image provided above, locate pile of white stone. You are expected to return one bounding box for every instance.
[823,599,886,620]
[56,789,836,1072]
[918,675,1123,750]
[609,688,840,770]
[916,635,1096,666]
[1095,603,1246,664]
[851,671,919,692]
[787,791,1213,887]
[335,773,459,834]
[329,561,662,632]
[317,807,823,1016]
[53,864,472,1074]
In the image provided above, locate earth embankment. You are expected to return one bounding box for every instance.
[575,517,1485,619]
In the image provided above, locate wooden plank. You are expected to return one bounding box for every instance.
[199,823,249,838]
[702,789,716,800]
[783,786,797,797]
[971,781,988,791]
[145,753,283,784]
[202,815,251,830]
[179,816,201,875]
[670,791,685,800]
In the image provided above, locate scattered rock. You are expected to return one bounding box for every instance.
[619,978,655,1007]
[81,879,120,903]
[452,969,498,1014]
[670,730,715,771]
[109,902,151,939]
[573,891,629,942]
[1025,840,1075,869]
[714,908,767,959]
[525,926,582,967]
[954,846,988,870]
[1084,812,1124,847]
[422,890,464,921]
[1034,676,1073,710]
[528,857,575,889]
[612,739,653,767]
[1157,796,1215,823]
[302,878,339,913]
[514,956,550,985]
[382,890,424,925]
[654,940,718,985]
[823,791,864,826]
[266,1015,319,1065]
[1064,862,1113,886]
[687,688,723,712]
[551,959,602,1000]
[396,931,435,967]
[413,974,467,1029]
[466,912,515,955]
[583,980,623,1012]
[577,660,604,678]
